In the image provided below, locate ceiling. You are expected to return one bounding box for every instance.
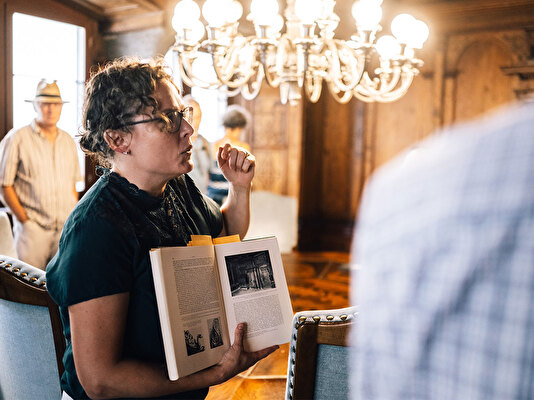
[60,0,534,35]
[60,0,169,33]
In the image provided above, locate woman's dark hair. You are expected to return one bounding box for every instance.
[221,105,250,129]
[79,57,177,165]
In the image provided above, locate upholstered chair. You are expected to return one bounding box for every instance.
[285,306,358,400]
[0,255,65,400]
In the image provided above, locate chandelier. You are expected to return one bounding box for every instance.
[171,0,429,105]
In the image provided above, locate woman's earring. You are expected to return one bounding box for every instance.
[123,150,130,155]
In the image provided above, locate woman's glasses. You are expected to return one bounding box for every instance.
[120,106,193,133]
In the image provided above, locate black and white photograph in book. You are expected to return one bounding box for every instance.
[184,328,205,356]
[208,317,224,349]
[225,250,276,297]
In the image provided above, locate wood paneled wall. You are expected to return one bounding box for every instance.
[233,86,303,199]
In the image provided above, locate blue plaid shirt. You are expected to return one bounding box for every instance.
[351,102,534,400]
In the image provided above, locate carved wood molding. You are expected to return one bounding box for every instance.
[502,64,534,80]
[502,63,534,99]
[445,30,530,73]
[407,0,534,33]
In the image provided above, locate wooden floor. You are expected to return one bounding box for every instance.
[206,251,351,400]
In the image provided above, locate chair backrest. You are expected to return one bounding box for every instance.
[0,255,65,400]
[285,306,358,400]
[0,212,17,258]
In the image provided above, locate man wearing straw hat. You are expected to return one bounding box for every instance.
[0,79,81,269]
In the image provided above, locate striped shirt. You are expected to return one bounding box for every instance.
[0,120,81,231]
[351,101,534,400]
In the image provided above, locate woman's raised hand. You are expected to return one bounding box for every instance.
[217,143,255,189]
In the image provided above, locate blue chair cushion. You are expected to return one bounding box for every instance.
[314,344,351,400]
[0,299,61,400]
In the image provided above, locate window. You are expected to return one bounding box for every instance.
[12,13,86,190]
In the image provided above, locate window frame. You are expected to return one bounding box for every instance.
[0,0,98,190]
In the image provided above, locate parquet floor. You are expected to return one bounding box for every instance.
[206,251,352,400]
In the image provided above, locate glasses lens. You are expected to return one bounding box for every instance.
[182,107,193,125]
[160,107,194,133]
[167,111,181,132]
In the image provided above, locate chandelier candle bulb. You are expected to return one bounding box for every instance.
[174,0,200,22]
[376,35,401,60]
[391,13,416,44]
[202,0,230,28]
[250,0,280,26]
[172,0,429,104]
[352,0,383,31]
[229,1,243,24]
[409,20,430,49]
[295,0,323,25]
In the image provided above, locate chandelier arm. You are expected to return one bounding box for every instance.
[177,54,201,88]
[177,51,221,89]
[371,67,402,95]
[222,86,243,97]
[326,83,354,104]
[240,67,264,100]
[375,71,415,102]
[355,68,416,102]
[325,39,364,92]
[219,39,254,82]
[356,68,401,98]
[353,90,377,103]
[304,75,323,103]
[258,44,282,88]
[210,52,254,88]
[208,38,260,89]
[353,72,378,97]
[209,53,239,88]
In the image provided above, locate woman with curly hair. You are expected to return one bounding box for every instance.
[46,57,277,400]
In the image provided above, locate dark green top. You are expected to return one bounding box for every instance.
[46,171,223,399]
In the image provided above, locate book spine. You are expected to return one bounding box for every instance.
[149,250,179,380]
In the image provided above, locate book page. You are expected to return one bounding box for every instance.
[149,245,230,379]
[214,237,294,352]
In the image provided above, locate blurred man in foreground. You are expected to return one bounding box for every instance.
[352,101,534,399]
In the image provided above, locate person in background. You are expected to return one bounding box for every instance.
[46,57,275,400]
[0,80,80,269]
[183,95,212,194]
[351,101,534,400]
[214,104,251,153]
[208,105,251,205]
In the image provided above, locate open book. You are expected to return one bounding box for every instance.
[149,235,294,380]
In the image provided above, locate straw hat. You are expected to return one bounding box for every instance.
[25,79,68,104]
